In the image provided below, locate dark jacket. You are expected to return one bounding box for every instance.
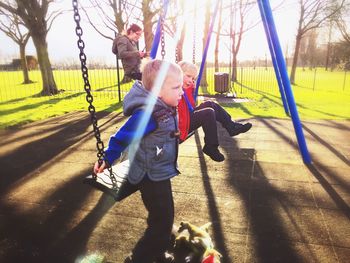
[104,81,180,184]
[112,34,141,75]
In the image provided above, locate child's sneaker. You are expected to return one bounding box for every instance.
[203,145,225,162]
[227,122,252,137]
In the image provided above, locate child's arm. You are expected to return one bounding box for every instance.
[94,109,157,173]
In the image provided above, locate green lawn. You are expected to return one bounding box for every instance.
[0,67,349,129]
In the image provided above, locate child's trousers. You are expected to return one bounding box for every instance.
[189,100,232,147]
[131,176,174,263]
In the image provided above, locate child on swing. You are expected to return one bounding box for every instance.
[178,61,252,162]
[94,59,183,263]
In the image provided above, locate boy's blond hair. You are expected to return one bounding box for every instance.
[142,59,182,91]
[178,61,198,77]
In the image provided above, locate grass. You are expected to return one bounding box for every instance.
[0,67,349,129]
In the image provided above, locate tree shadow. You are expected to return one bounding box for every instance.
[306,163,350,220]
[302,123,350,166]
[193,131,231,263]
[220,131,302,262]
[264,118,350,215]
[0,111,127,262]
[0,111,122,194]
[235,82,349,119]
[0,92,85,117]
[0,167,116,262]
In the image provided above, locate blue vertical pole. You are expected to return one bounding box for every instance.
[257,1,289,116]
[258,0,311,163]
[194,0,221,101]
[150,0,170,59]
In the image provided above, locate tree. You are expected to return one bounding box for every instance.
[325,21,334,70]
[0,8,32,84]
[226,0,259,81]
[81,0,129,40]
[335,1,350,44]
[299,29,318,69]
[289,0,345,84]
[141,0,161,51]
[332,41,350,69]
[214,0,223,72]
[199,0,211,88]
[0,0,63,95]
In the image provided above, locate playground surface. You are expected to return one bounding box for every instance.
[0,111,349,263]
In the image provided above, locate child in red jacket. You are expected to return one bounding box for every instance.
[178,61,252,162]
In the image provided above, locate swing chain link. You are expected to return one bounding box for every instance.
[174,1,178,63]
[160,0,166,60]
[192,2,197,64]
[72,0,118,189]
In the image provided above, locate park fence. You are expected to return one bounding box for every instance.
[0,66,348,103]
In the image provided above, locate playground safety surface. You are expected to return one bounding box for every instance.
[0,111,349,262]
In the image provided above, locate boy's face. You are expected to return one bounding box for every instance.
[183,71,197,89]
[159,74,184,107]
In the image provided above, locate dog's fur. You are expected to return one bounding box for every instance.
[172,221,222,263]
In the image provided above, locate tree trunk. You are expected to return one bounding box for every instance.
[32,33,58,95]
[142,0,154,52]
[143,18,153,52]
[200,1,211,88]
[232,52,238,82]
[176,25,186,63]
[19,43,32,84]
[290,33,302,85]
[231,29,237,81]
[214,0,223,72]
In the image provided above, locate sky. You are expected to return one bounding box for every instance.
[0,0,324,66]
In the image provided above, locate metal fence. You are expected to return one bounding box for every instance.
[0,66,348,103]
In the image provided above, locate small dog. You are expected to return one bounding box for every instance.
[172,221,222,263]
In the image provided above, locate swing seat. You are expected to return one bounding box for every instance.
[83,160,137,201]
[181,130,195,143]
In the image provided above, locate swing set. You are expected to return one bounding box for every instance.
[72,0,311,201]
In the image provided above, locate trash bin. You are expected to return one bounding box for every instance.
[214,72,229,94]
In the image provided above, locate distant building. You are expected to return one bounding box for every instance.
[0,56,38,70]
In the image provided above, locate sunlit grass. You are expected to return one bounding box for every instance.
[0,67,349,129]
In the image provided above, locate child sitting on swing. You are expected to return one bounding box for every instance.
[178,61,252,162]
[94,59,183,263]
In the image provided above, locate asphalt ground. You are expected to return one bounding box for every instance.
[0,111,349,263]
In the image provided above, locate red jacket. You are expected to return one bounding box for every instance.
[178,84,196,142]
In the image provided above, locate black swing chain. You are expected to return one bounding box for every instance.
[192,2,197,64]
[160,0,166,60]
[174,1,178,63]
[72,0,118,189]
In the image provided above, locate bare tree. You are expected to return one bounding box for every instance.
[335,1,350,44]
[0,0,63,95]
[164,0,185,62]
[299,29,318,69]
[0,8,32,84]
[81,0,129,41]
[289,0,345,84]
[325,21,333,70]
[227,0,256,81]
[214,0,223,72]
[199,0,211,88]
[141,0,162,51]
[81,0,160,54]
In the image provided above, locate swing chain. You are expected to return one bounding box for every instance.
[160,0,166,60]
[174,1,178,63]
[192,2,197,64]
[72,0,118,189]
